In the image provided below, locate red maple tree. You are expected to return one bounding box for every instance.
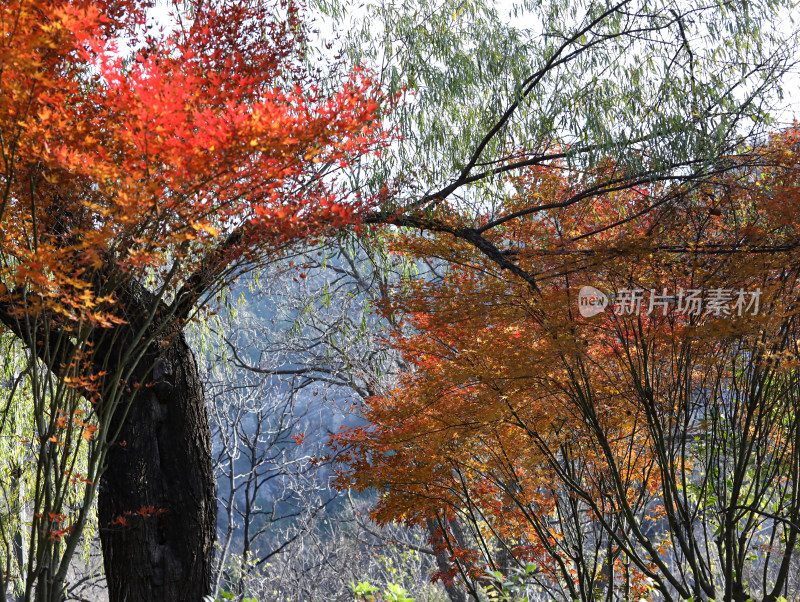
[0,0,390,599]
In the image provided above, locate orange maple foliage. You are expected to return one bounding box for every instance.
[335,129,800,600]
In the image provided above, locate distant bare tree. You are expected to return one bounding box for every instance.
[196,235,453,601]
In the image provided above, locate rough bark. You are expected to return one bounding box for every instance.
[97,331,216,602]
[0,261,219,601]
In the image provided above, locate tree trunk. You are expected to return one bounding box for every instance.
[98,331,216,602]
[426,519,467,602]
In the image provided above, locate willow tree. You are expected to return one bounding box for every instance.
[319,0,799,597]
